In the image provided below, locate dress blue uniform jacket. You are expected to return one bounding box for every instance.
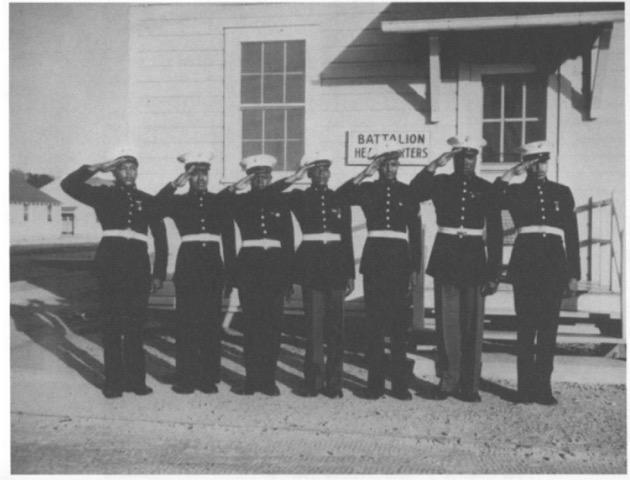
[61,165,168,285]
[220,188,294,290]
[268,179,355,290]
[410,170,502,287]
[336,178,421,279]
[156,184,235,289]
[494,177,580,287]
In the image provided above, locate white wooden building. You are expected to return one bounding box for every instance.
[125,3,624,306]
[10,171,62,244]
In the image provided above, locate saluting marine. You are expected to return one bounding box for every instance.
[495,141,580,405]
[156,152,235,395]
[61,148,167,399]
[222,154,294,396]
[410,136,502,402]
[268,153,355,398]
[336,142,422,400]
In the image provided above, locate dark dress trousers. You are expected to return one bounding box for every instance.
[494,176,580,399]
[269,179,355,392]
[156,184,236,388]
[336,178,421,393]
[221,188,294,390]
[410,170,502,395]
[61,166,167,391]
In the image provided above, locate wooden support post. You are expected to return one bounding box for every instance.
[582,43,592,118]
[412,218,425,330]
[428,34,441,123]
[587,197,593,282]
[590,25,613,120]
[609,197,614,291]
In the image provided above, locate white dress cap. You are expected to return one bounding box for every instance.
[367,140,404,159]
[177,151,215,168]
[300,152,333,168]
[517,140,553,156]
[446,135,487,152]
[240,153,277,172]
[109,145,139,162]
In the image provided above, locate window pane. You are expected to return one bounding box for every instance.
[242,42,261,74]
[526,77,546,118]
[241,75,261,103]
[482,122,501,163]
[263,41,283,73]
[482,77,501,119]
[525,120,545,143]
[264,109,284,139]
[286,74,305,103]
[504,121,523,162]
[286,140,304,170]
[263,74,283,103]
[242,140,262,158]
[504,79,523,118]
[264,140,284,168]
[242,109,262,140]
[286,41,305,72]
[286,108,304,139]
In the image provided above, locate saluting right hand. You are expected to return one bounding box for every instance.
[500,157,538,182]
[171,168,193,189]
[364,156,382,177]
[89,157,124,173]
[227,172,255,192]
[428,150,456,172]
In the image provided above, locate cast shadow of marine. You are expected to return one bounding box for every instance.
[10,299,104,389]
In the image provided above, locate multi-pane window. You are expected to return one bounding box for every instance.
[240,40,305,171]
[23,203,29,222]
[47,204,52,222]
[481,74,547,163]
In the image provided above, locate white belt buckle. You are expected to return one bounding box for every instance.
[457,227,466,238]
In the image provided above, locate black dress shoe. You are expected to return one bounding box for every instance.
[459,391,482,403]
[102,386,123,399]
[197,383,219,394]
[537,393,558,406]
[302,387,318,397]
[516,390,534,404]
[391,387,412,401]
[172,383,195,394]
[130,385,153,396]
[323,387,343,399]
[235,383,256,395]
[260,383,280,396]
[363,387,385,400]
[430,389,449,400]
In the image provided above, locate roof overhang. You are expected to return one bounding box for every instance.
[381,10,624,33]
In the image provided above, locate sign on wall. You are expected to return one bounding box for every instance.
[345,131,431,166]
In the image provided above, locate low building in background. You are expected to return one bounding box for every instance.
[10,170,61,245]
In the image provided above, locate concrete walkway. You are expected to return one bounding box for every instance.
[10,279,627,474]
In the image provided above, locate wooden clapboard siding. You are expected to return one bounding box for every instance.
[129,2,434,192]
[554,24,625,216]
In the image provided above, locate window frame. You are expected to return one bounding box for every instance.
[23,203,29,222]
[457,63,558,177]
[224,25,320,183]
[481,73,548,164]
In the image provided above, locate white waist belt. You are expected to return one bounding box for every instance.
[437,226,484,237]
[367,230,408,241]
[242,238,282,249]
[302,232,341,243]
[181,233,221,243]
[517,225,564,238]
[102,229,149,243]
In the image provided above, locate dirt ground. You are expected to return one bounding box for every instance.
[10,244,627,474]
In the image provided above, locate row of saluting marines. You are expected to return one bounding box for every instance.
[61,136,580,405]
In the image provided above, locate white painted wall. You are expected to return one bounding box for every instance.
[10,203,62,244]
[127,4,624,291]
